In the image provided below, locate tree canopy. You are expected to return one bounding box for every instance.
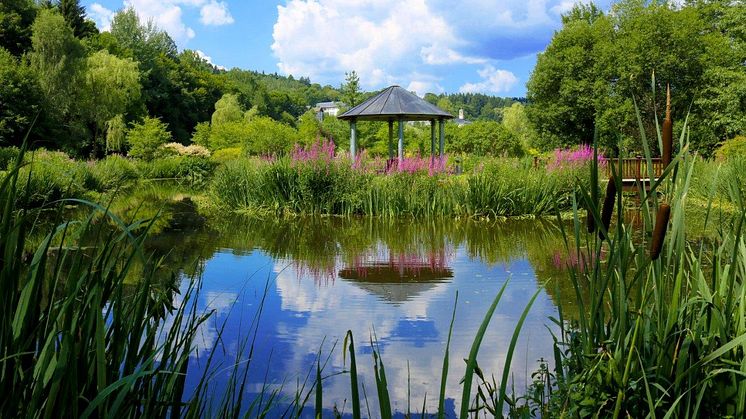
[527,0,746,155]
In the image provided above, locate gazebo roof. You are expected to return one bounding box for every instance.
[338,85,454,122]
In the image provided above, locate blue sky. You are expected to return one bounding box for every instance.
[84,0,609,97]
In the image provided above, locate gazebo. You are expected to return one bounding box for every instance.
[337,85,454,163]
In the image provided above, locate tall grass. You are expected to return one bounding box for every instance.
[209,155,588,218]
[0,143,218,416]
[548,91,746,417]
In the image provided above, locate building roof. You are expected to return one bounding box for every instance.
[338,85,454,122]
[315,101,343,109]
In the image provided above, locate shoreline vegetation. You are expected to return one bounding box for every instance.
[1,0,745,416]
[3,108,746,417]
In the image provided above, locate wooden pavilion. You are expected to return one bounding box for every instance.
[337,85,454,163]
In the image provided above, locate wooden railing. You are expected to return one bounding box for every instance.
[607,157,664,180]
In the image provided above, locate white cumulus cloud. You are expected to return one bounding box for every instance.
[459,65,519,94]
[91,0,235,46]
[271,0,597,93]
[200,0,235,26]
[89,3,115,31]
[195,49,226,70]
[124,0,196,44]
[272,0,466,88]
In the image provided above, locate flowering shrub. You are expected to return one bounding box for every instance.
[289,138,335,164]
[547,144,605,171]
[161,142,211,157]
[385,154,449,176]
[289,139,450,176]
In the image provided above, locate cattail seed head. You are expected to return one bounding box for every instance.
[600,179,616,239]
[650,203,671,260]
[662,84,673,167]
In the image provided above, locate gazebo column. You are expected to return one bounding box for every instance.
[398,117,404,164]
[388,120,394,160]
[430,119,436,165]
[438,118,445,160]
[349,119,357,162]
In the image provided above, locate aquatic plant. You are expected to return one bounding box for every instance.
[548,89,746,417]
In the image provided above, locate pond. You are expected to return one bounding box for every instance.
[141,196,577,417]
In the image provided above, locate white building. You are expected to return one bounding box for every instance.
[314,101,345,120]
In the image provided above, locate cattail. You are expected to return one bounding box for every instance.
[587,210,596,233]
[599,179,616,239]
[650,203,671,260]
[662,84,673,167]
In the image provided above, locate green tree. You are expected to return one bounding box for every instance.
[502,103,537,151]
[340,70,361,107]
[29,8,85,119]
[191,121,211,148]
[243,116,298,155]
[211,93,244,126]
[451,121,524,157]
[527,1,745,153]
[297,110,322,145]
[82,50,141,154]
[526,3,611,150]
[57,0,95,38]
[0,47,41,145]
[105,114,127,152]
[0,0,37,56]
[127,116,171,160]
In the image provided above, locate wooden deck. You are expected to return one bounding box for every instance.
[607,157,664,191]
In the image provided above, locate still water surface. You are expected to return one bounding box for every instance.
[147,201,575,417]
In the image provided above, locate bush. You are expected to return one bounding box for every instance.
[211,147,242,164]
[242,116,298,156]
[715,135,746,160]
[450,121,525,157]
[141,155,217,183]
[88,154,139,191]
[0,146,20,169]
[127,117,172,161]
[160,142,211,158]
[15,149,92,207]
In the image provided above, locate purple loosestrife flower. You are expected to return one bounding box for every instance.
[548,144,605,172]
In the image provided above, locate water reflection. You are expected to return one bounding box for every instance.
[141,202,578,416]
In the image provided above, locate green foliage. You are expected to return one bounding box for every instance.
[502,103,537,150]
[0,148,212,417]
[0,0,37,55]
[140,155,216,183]
[340,70,361,107]
[57,0,96,38]
[0,146,20,169]
[15,149,93,206]
[297,110,322,144]
[87,153,139,190]
[0,47,40,145]
[191,121,211,148]
[211,93,244,126]
[527,1,745,152]
[450,121,525,157]
[105,114,127,152]
[127,116,171,161]
[242,116,298,156]
[29,8,85,120]
[209,156,584,217]
[210,146,242,164]
[425,92,520,121]
[206,120,249,151]
[82,50,140,151]
[715,135,746,160]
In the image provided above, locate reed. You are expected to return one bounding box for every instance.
[209,155,587,218]
[548,89,746,417]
